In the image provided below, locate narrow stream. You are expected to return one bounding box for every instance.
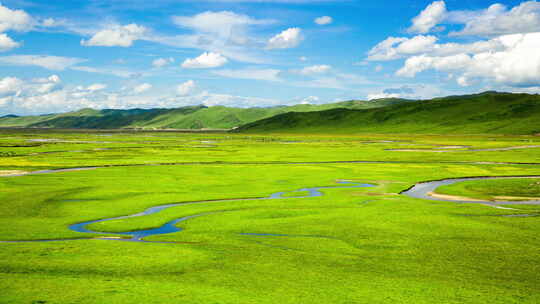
[2,167,540,244]
[67,181,375,242]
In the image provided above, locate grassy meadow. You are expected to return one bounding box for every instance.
[1,128,539,303]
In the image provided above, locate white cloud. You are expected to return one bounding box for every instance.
[0,3,34,33]
[367,35,437,61]
[405,1,540,36]
[367,92,400,100]
[41,18,58,27]
[0,33,19,51]
[178,91,281,108]
[177,80,196,96]
[375,65,383,72]
[266,27,302,49]
[299,56,308,61]
[35,75,62,94]
[150,11,271,64]
[293,72,371,90]
[367,34,511,61]
[314,16,333,25]
[181,52,228,68]
[450,1,540,36]
[408,1,447,34]
[86,83,107,92]
[172,11,273,38]
[366,37,408,61]
[396,32,540,87]
[133,83,152,94]
[367,85,442,100]
[0,55,86,70]
[294,65,332,76]
[213,68,282,82]
[152,57,174,68]
[0,76,22,97]
[81,24,147,47]
[299,96,320,104]
[70,66,143,78]
[397,35,438,54]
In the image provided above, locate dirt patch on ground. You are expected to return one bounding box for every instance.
[494,196,540,201]
[0,170,28,176]
[428,191,486,202]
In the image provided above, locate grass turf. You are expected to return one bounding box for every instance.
[0,130,539,303]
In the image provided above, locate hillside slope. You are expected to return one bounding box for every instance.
[235,92,540,135]
[0,99,406,130]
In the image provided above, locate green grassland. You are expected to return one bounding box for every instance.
[1,130,540,303]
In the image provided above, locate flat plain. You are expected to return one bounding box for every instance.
[1,129,539,303]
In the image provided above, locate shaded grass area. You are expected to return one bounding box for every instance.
[437,178,540,201]
[0,130,539,303]
[236,92,540,135]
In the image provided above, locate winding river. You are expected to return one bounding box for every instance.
[1,167,539,243]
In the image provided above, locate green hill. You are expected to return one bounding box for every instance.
[235,92,540,135]
[0,99,407,130]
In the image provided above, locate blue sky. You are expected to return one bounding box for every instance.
[0,0,539,115]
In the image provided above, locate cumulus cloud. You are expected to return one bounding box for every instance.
[0,3,34,33]
[396,32,540,87]
[0,76,22,97]
[0,55,86,70]
[213,68,282,82]
[0,33,19,51]
[450,1,540,36]
[367,35,438,61]
[181,52,228,68]
[294,65,332,76]
[34,75,62,94]
[367,34,512,61]
[266,27,302,49]
[152,57,174,68]
[405,1,540,36]
[177,80,196,96]
[133,83,152,94]
[408,1,447,34]
[81,24,147,47]
[314,16,333,25]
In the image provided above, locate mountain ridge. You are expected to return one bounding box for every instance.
[0,98,407,130]
[235,92,540,135]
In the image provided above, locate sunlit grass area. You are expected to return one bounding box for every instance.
[1,130,539,303]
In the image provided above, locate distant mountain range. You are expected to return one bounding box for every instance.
[235,92,540,135]
[0,98,408,130]
[1,92,539,135]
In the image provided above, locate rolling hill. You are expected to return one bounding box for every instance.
[235,92,540,135]
[0,98,408,130]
